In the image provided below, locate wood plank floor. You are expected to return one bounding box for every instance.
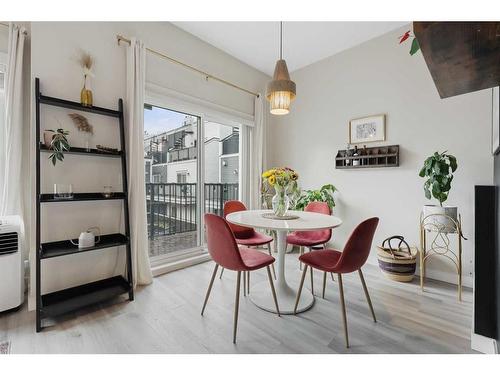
[0,254,476,354]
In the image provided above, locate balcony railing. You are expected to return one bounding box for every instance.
[146,182,239,239]
[168,146,197,163]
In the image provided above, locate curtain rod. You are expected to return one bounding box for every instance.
[116,34,259,98]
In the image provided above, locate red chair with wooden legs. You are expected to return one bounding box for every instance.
[286,201,333,296]
[294,217,379,348]
[220,200,276,294]
[201,213,280,343]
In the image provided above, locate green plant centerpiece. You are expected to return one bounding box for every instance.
[419,151,458,229]
[45,128,70,166]
[295,184,337,211]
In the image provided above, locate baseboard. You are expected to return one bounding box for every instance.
[151,253,211,277]
[366,256,473,288]
[471,333,498,354]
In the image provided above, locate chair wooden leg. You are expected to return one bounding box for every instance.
[294,265,308,314]
[337,273,349,348]
[243,271,247,297]
[233,271,242,343]
[331,272,335,282]
[322,271,327,299]
[308,248,314,295]
[358,269,377,322]
[267,243,277,279]
[299,246,304,270]
[219,267,225,279]
[201,264,219,316]
[266,266,281,316]
[247,271,250,294]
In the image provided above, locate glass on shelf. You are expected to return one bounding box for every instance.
[54,183,73,199]
[102,185,113,198]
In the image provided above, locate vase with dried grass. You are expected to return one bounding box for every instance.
[69,113,93,151]
[80,53,94,107]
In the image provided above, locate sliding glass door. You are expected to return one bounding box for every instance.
[144,105,200,260]
[203,121,240,217]
[144,105,244,263]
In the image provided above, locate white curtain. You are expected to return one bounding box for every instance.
[125,38,153,287]
[249,94,266,209]
[0,23,26,217]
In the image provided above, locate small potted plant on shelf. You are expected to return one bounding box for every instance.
[295,184,337,211]
[44,128,70,166]
[419,151,458,229]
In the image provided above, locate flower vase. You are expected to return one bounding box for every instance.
[272,185,290,217]
[80,75,93,107]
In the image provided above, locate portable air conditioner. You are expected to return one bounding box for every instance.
[0,215,24,312]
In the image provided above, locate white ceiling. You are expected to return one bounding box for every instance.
[173,22,409,76]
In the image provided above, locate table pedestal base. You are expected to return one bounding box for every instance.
[249,280,314,314]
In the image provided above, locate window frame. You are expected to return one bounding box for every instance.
[145,85,254,273]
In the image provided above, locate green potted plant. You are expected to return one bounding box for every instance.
[295,184,337,211]
[44,128,70,166]
[419,151,458,228]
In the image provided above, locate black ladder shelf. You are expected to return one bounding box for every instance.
[34,77,134,332]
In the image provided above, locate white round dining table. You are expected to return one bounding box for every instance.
[226,209,342,314]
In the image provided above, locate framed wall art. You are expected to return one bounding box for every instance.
[349,114,386,144]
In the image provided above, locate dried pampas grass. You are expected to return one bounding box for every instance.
[80,52,93,70]
[69,113,93,134]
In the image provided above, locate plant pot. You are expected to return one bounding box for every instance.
[422,205,458,233]
[43,131,54,148]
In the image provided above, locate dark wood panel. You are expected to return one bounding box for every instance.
[414,22,500,98]
[474,185,498,339]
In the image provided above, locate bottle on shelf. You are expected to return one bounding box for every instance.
[345,144,352,166]
[352,145,360,166]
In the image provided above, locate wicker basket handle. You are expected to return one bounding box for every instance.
[381,235,411,258]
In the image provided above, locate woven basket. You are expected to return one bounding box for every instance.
[377,236,418,282]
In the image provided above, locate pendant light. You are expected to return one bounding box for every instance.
[266,22,296,115]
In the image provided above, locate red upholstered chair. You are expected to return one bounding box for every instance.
[294,217,379,348]
[287,201,333,295]
[220,201,276,290]
[201,213,280,343]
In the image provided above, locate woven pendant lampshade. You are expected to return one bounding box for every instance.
[266,22,296,115]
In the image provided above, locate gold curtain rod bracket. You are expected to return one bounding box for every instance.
[115,34,258,98]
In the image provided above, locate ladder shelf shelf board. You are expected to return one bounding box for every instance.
[39,144,122,158]
[41,276,131,318]
[39,94,120,117]
[40,192,126,203]
[40,233,129,259]
[34,77,134,332]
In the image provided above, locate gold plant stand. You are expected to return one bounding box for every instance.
[419,212,465,301]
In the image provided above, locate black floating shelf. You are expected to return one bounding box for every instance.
[335,145,400,169]
[40,192,126,203]
[39,144,122,158]
[39,94,120,117]
[41,276,130,318]
[40,233,128,259]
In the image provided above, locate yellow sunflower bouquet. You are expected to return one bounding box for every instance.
[261,167,299,213]
[262,167,298,188]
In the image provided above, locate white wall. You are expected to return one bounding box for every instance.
[267,26,493,287]
[30,22,268,305]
